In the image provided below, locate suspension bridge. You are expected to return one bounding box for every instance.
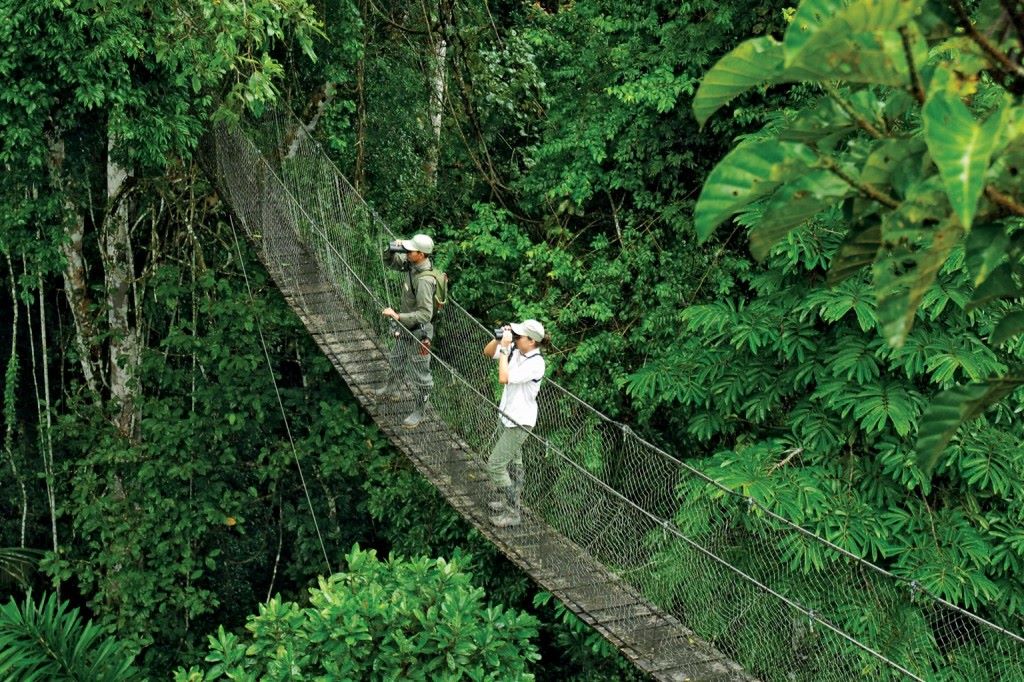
[208,111,1024,681]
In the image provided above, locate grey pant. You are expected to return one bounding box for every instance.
[486,426,531,488]
[386,333,433,392]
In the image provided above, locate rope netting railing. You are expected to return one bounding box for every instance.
[209,110,1024,681]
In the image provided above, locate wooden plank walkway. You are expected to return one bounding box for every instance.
[260,244,752,681]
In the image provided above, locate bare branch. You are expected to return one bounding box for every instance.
[899,26,926,105]
[820,155,901,209]
[985,185,1024,215]
[999,0,1024,53]
[952,0,1024,91]
[825,84,885,139]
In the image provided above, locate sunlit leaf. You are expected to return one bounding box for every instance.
[922,92,1004,230]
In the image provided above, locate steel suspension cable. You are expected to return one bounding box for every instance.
[228,216,333,576]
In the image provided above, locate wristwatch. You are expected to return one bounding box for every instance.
[497,347,509,356]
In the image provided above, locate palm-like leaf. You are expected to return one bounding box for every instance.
[0,548,41,588]
[0,592,137,681]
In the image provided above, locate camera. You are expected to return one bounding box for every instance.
[387,240,408,254]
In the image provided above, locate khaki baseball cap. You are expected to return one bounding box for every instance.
[510,319,545,342]
[400,233,434,254]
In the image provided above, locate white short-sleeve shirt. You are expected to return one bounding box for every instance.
[493,348,545,427]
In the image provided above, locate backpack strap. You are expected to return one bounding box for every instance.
[414,269,448,309]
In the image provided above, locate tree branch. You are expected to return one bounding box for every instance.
[825,84,885,139]
[951,0,1024,91]
[985,185,1024,215]
[820,155,900,208]
[899,26,926,105]
[999,0,1024,54]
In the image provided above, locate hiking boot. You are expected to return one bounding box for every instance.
[401,392,429,429]
[490,511,521,528]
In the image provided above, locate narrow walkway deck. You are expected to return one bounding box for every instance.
[268,244,750,681]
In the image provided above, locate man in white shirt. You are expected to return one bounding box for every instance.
[481,319,546,527]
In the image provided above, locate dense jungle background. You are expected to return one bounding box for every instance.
[1,0,1023,679]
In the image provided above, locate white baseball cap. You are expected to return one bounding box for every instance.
[400,233,434,254]
[510,319,545,342]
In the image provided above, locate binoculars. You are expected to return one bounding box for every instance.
[493,328,521,341]
[387,240,408,254]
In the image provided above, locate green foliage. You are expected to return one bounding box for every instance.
[0,549,41,589]
[175,546,540,681]
[693,0,1024,467]
[625,210,1024,638]
[0,591,137,681]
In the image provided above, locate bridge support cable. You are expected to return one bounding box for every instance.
[208,112,1024,682]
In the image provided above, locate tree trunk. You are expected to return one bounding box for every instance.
[48,138,103,399]
[3,252,28,548]
[103,137,141,441]
[424,1,449,186]
[355,0,368,193]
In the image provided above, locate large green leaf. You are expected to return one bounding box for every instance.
[916,374,1024,473]
[828,221,882,285]
[694,140,818,241]
[966,261,1024,310]
[991,310,1024,345]
[784,0,927,66]
[922,92,1004,230]
[793,30,914,86]
[750,171,852,260]
[964,223,1010,286]
[873,214,962,347]
[693,37,783,127]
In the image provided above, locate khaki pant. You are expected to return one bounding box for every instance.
[486,426,531,488]
[386,333,433,391]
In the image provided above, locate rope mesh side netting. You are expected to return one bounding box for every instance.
[210,111,1024,682]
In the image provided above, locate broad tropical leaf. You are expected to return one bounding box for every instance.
[964,223,1010,286]
[828,221,882,285]
[916,374,1024,473]
[784,0,927,66]
[693,37,783,127]
[874,220,962,347]
[991,310,1024,345]
[859,138,925,194]
[872,177,961,346]
[793,30,915,86]
[966,261,1024,310]
[694,140,818,241]
[922,92,1004,230]
[750,171,852,260]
